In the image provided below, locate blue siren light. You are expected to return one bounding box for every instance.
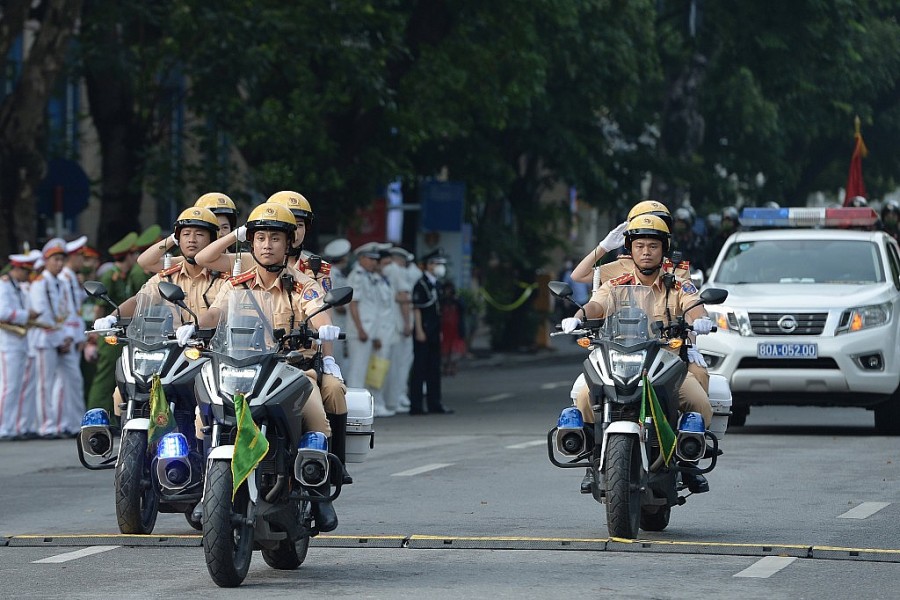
[678,412,706,434]
[299,431,328,451]
[157,433,190,459]
[81,408,110,427]
[557,407,584,429]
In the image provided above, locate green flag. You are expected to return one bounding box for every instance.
[640,375,677,466]
[231,393,269,500]
[148,373,176,454]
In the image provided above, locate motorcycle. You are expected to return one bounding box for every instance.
[547,281,730,538]
[76,281,208,534]
[157,281,354,587]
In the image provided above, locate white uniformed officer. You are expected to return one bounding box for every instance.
[345,241,394,416]
[322,238,352,348]
[55,235,89,433]
[30,239,78,438]
[381,247,414,413]
[0,252,40,440]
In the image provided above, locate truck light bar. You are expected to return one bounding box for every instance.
[741,207,879,228]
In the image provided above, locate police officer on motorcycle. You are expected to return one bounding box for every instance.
[562,215,715,493]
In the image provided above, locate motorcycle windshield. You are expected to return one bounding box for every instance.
[209,288,278,360]
[125,291,179,345]
[597,285,658,347]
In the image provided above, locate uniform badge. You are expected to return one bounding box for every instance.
[303,288,319,300]
[681,281,698,294]
[320,276,332,291]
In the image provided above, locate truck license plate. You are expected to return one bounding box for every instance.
[757,343,818,359]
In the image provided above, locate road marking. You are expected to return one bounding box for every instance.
[391,463,453,477]
[32,545,119,564]
[837,502,890,519]
[477,393,512,403]
[540,381,571,390]
[733,556,797,578]
[506,440,546,449]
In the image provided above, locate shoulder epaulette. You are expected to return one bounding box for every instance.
[297,258,332,276]
[218,271,231,280]
[159,264,182,277]
[675,260,691,270]
[229,271,256,286]
[610,273,635,286]
[293,281,305,295]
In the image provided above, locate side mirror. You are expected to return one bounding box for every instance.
[83,281,108,298]
[548,281,573,300]
[699,287,728,306]
[158,282,186,304]
[323,286,353,308]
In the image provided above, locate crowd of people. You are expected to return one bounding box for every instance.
[0,191,466,442]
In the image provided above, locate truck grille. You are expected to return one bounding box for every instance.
[749,312,827,335]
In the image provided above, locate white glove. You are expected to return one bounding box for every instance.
[322,355,343,381]
[93,315,117,331]
[168,233,179,247]
[175,324,196,346]
[692,317,714,335]
[561,317,582,334]
[687,347,708,368]
[317,324,341,341]
[598,221,629,253]
[235,225,248,243]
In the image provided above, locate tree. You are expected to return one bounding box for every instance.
[0,0,83,257]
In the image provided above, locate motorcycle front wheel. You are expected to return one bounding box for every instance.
[605,433,641,539]
[115,432,158,534]
[203,460,255,587]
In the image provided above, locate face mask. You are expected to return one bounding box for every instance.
[432,264,446,278]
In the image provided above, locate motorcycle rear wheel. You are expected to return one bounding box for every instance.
[261,501,310,570]
[203,461,255,587]
[640,505,671,531]
[115,432,158,534]
[605,433,641,539]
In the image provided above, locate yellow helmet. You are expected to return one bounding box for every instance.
[195,192,237,228]
[245,203,297,242]
[174,207,220,240]
[624,214,670,253]
[266,190,313,223]
[627,200,673,230]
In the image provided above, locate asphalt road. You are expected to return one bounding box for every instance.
[1,356,898,597]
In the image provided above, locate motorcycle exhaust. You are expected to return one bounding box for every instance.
[676,412,706,462]
[295,431,331,487]
[80,408,113,458]
[553,407,586,456]
[155,432,192,490]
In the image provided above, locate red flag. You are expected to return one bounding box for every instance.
[843,116,868,206]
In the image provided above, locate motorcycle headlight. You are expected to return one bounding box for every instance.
[609,349,645,384]
[219,364,261,396]
[132,349,169,377]
[837,302,891,334]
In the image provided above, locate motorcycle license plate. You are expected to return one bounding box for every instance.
[757,342,817,359]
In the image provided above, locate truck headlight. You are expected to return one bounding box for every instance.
[838,302,891,334]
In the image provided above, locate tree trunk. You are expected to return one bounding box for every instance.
[0,0,83,257]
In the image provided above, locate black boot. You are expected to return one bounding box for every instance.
[580,468,594,494]
[311,486,338,532]
[680,469,710,494]
[327,412,353,485]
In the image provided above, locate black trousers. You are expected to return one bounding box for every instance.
[409,337,442,413]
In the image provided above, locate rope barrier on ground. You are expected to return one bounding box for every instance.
[479,282,537,312]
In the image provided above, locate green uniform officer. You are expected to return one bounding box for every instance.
[86,232,139,421]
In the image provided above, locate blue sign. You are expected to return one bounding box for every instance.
[420,181,465,232]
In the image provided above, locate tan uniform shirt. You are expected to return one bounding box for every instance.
[211,265,326,331]
[589,269,701,325]
[143,263,229,321]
